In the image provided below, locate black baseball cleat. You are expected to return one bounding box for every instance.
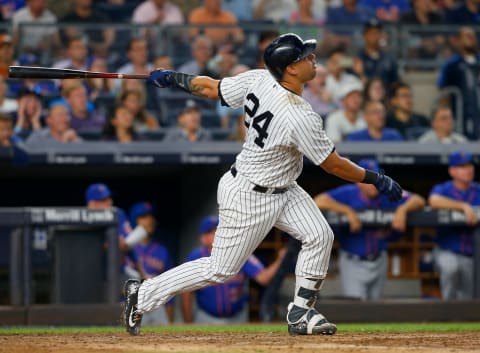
[286,303,337,335]
[123,279,143,336]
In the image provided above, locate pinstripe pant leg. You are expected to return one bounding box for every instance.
[275,183,334,279]
[137,171,285,314]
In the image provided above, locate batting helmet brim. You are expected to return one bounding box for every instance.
[295,39,317,63]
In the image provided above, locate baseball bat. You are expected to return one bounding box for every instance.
[8,66,149,80]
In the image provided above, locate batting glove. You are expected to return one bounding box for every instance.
[147,69,174,88]
[374,172,403,203]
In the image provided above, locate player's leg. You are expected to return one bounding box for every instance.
[275,184,336,335]
[433,248,460,299]
[458,255,474,299]
[338,250,368,300]
[136,171,285,315]
[366,252,388,300]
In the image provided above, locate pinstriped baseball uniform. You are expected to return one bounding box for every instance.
[136,69,336,314]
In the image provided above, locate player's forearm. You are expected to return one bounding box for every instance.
[255,256,283,286]
[429,194,468,211]
[397,194,425,213]
[181,292,194,323]
[189,76,220,98]
[321,151,366,183]
[315,193,355,215]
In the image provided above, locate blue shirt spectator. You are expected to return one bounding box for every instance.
[346,127,403,141]
[437,26,480,139]
[446,1,480,24]
[359,0,410,22]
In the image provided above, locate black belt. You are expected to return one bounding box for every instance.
[230,166,288,194]
[346,252,382,262]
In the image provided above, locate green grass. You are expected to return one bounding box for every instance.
[1,322,480,335]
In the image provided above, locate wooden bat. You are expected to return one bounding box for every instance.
[8,66,149,80]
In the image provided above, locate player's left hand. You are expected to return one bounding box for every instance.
[374,172,402,203]
[148,68,173,88]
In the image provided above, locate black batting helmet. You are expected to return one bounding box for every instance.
[263,33,317,81]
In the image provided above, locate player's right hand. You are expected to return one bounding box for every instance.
[147,68,173,88]
[374,172,402,203]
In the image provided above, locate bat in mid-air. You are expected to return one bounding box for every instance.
[8,66,149,80]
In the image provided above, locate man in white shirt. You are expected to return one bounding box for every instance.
[325,81,366,143]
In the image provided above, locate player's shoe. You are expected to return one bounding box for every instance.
[286,302,337,335]
[123,279,143,336]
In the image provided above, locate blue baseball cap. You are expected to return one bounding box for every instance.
[358,159,380,172]
[199,216,219,234]
[129,201,155,225]
[449,150,473,167]
[85,183,112,202]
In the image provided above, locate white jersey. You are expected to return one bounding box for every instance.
[219,69,335,187]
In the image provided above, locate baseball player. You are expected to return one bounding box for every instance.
[315,159,426,300]
[182,215,285,324]
[123,33,403,336]
[129,201,174,325]
[428,150,480,299]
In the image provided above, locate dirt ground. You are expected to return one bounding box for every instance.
[1,332,480,353]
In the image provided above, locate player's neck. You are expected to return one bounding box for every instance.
[279,80,303,96]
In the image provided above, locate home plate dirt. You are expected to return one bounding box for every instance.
[1,332,479,353]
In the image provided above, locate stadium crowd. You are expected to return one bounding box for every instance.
[0,0,479,146]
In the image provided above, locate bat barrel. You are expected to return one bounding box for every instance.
[8,66,149,80]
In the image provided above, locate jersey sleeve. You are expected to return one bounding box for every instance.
[429,183,446,197]
[328,185,356,204]
[219,70,265,109]
[290,110,335,165]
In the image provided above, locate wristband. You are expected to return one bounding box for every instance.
[171,72,196,93]
[362,169,379,184]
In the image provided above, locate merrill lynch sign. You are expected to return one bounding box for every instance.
[29,208,116,224]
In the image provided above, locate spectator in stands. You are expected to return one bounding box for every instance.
[363,77,386,105]
[325,46,364,103]
[181,215,285,324]
[53,35,91,71]
[130,201,174,325]
[325,0,375,48]
[154,55,174,70]
[446,0,480,24]
[13,88,43,138]
[325,81,365,143]
[117,88,159,132]
[315,159,425,300]
[85,182,146,282]
[356,19,399,90]
[115,38,154,92]
[85,57,116,101]
[211,51,238,79]
[0,77,18,114]
[385,82,430,140]
[0,34,15,79]
[358,0,411,22]
[428,150,479,299]
[418,104,468,143]
[61,0,115,58]
[253,0,296,23]
[63,81,106,133]
[177,35,217,77]
[25,102,82,144]
[255,30,279,70]
[0,0,25,20]
[189,0,244,49]
[102,104,139,143]
[228,113,247,142]
[438,26,480,140]
[346,100,403,141]
[222,0,253,21]
[0,113,22,146]
[400,0,445,60]
[132,0,184,25]
[288,0,325,25]
[302,64,337,117]
[163,99,212,143]
[12,0,60,56]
